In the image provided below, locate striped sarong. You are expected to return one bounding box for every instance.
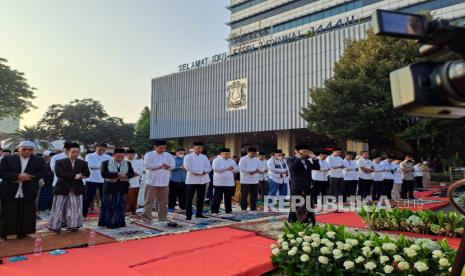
[48,192,83,231]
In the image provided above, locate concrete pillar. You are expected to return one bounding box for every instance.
[276,130,295,157]
[182,137,196,151]
[346,140,369,154]
[225,134,241,157]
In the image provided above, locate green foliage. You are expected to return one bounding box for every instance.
[0,58,35,119]
[37,99,134,148]
[359,206,465,237]
[4,125,51,150]
[430,173,450,182]
[301,30,420,147]
[132,106,152,154]
[272,223,455,275]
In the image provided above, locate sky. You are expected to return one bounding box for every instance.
[0,0,230,126]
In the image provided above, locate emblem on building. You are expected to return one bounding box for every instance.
[226,78,248,111]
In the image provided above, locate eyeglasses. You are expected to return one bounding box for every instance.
[20,148,34,152]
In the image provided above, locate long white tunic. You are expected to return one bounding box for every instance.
[183,152,212,185]
[312,158,330,181]
[343,159,358,181]
[127,158,144,188]
[86,152,111,183]
[239,155,261,184]
[212,156,239,187]
[381,160,395,180]
[143,151,175,187]
[372,161,385,181]
[326,155,344,178]
[357,158,373,180]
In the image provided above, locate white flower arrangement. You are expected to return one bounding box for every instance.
[355,256,365,263]
[318,256,329,264]
[379,255,389,264]
[439,257,450,267]
[326,231,336,239]
[381,243,397,252]
[398,261,410,270]
[403,247,418,258]
[432,249,444,259]
[413,261,428,272]
[320,246,331,255]
[364,261,377,271]
[272,223,456,275]
[343,260,354,270]
[302,245,311,253]
[383,265,394,274]
[300,254,309,262]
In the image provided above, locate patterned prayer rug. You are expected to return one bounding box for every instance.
[87,223,162,241]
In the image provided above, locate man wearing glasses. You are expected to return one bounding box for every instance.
[0,141,45,241]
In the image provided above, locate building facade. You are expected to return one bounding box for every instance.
[151,0,465,155]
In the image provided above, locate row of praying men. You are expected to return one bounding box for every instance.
[0,140,429,241]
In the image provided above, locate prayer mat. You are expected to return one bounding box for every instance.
[218,211,281,222]
[87,224,162,241]
[171,215,232,229]
[131,220,195,233]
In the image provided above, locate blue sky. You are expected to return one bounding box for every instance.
[0,0,230,126]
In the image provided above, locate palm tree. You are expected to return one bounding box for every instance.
[4,126,52,150]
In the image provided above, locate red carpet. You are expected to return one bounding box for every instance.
[133,236,275,275]
[0,228,275,276]
[316,212,366,228]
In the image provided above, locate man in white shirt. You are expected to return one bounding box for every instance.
[266,149,289,204]
[125,149,144,215]
[343,152,358,199]
[414,162,424,189]
[211,148,239,214]
[83,143,111,217]
[356,150,374,199]
[183,142,212,220]
[143,140,175,222]
[326,148,345,202]
[238,147,262,211]
[257,151,268,202]
[371,156,385,200]
[381,155,395,199]
[311,151,330,204]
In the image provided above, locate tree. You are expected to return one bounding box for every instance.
[38,98,134,148]
[0,58,36,119]
[94,117,135,148]
[4,126,51,150]
[301,30,420,148]
[132,107,152,154]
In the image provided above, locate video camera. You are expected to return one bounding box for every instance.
[372,10,465,118]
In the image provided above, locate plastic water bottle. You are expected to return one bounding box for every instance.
[33,237,42,256]
[88,231,96,247]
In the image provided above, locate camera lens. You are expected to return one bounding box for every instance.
[433,59,465,106]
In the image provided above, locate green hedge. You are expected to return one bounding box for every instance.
[430,173,450,182]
